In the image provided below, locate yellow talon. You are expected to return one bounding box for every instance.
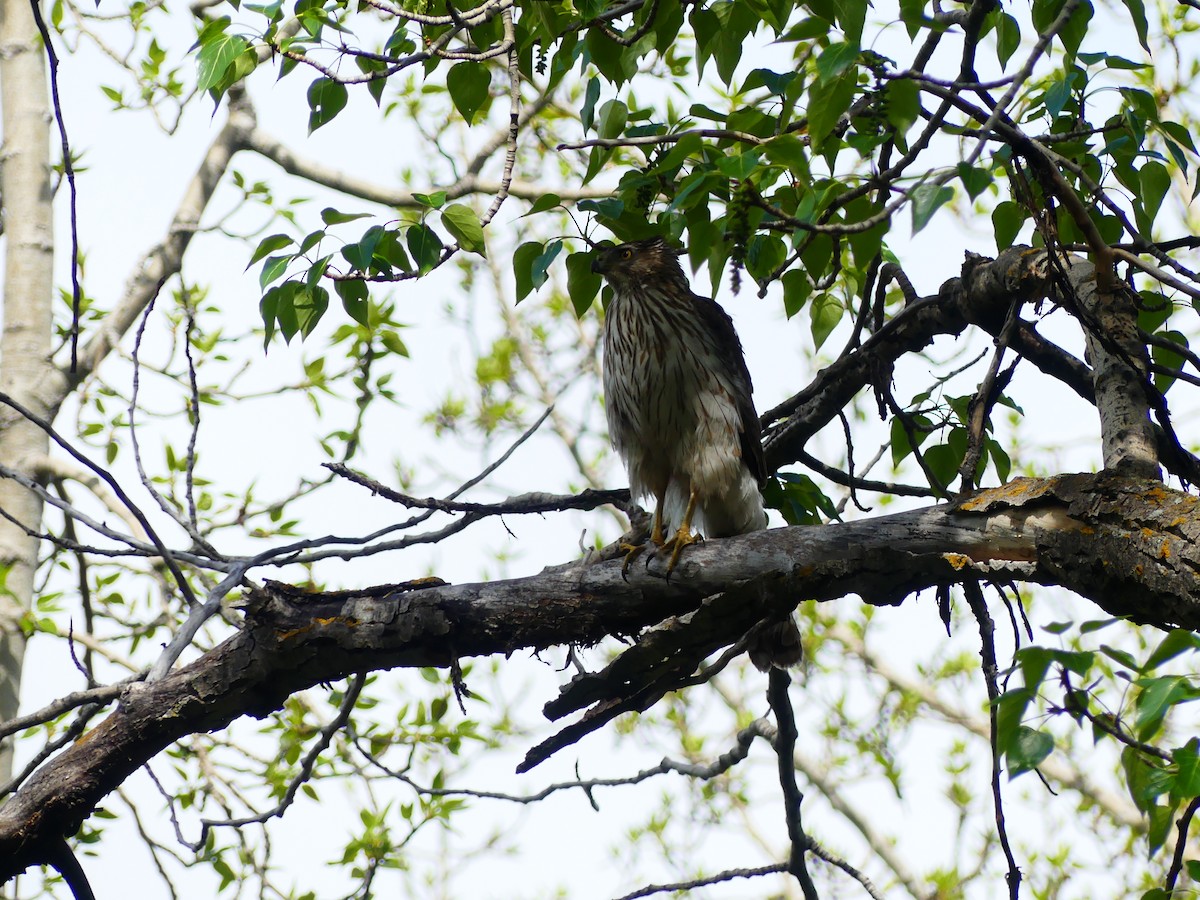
[661,526,701,575]
[660,489,700,576]
[619,541,647,579]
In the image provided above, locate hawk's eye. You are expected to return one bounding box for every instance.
[619,248,633,260]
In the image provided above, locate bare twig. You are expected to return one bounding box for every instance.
[614,863,787,900]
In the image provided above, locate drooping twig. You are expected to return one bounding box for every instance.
[964,582,1021,899]
[767,668,818,900]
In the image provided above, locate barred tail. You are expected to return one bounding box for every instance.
[747,614,804,671]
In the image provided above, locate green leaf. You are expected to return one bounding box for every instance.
[781,269,810,318]
[763,134,808,174]
[335,279,369,327]
[307,78,348,134]
[320,208,371,226]
[195,19,247,93]
[380,330,408,357]
[523,193,563,217]
[294,284,329,338]
[995,687,1036,753]
[1138,161,1171,230]
[441,204,486,256]
[1006,726,1054,777]
[910,182,953,233]
[446,62,491,124]
[957,163,992,200]
[1057,0,1092,60]
[342,225,385,272]
[885,78,920,138]
[580,76,601,133]
[923,441,962,488]
[596,99,628,140]
[807,71,856,149]
[1137,675,1200,740]
[1099,643,1141,671]
[1146,629,1200,672]
[899,0,925,38]
[406,224,444,274]
[530,240,562,292]
[1120,0,1150,52]
[1173,739,1200,800]
[992,200,1026,250]
[809,292,841,350]
[715,151,761,181]
[248,233,294,268]
[259,255,291,289]
[513,241,542,302]
[413,191,448,209]
[565,252,601,317]
[1123,746,1159,813]
[996,13,1020,67]
[815,41,859,84]
[763,472,839,526]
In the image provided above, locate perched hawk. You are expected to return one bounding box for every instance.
[591,236,802,670]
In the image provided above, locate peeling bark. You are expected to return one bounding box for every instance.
[0,471,1196,879]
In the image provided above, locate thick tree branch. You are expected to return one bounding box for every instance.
[0,472,1198,877]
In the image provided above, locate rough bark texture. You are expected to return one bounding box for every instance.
[0,471,1197,878]
[1071,256,1160,478]
[0,0,54,782]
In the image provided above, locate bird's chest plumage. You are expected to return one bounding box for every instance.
[602,287,740,494]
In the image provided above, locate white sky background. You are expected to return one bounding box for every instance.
[4,0,1194,897]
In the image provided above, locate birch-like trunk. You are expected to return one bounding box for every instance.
[0,0,54,781]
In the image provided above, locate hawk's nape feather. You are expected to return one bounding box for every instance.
[592,236,801,670]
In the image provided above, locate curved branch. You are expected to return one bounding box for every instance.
[244,128,609,207]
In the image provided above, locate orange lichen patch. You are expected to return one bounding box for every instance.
[943,553,973,570]
[1141,527,1155,539]
[1143,486,1175,506]
[315,616,358,627]
[956,477,1051,511]
[1169,516,1192,529]
[275,625,314,641]
[276,616,360,641]
[1135,564,1144,575]
[1160,540,1171,560]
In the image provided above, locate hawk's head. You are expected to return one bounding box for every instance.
[590,237,686,293]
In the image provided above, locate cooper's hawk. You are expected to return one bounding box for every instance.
[591,236,802,670]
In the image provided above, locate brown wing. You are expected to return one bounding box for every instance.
[690,291,767,486]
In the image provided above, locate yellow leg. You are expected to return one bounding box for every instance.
[662,489,701,575]
[621,493,668,578]
[649,492,667,547]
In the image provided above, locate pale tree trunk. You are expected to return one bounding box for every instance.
[0,0,54,782]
